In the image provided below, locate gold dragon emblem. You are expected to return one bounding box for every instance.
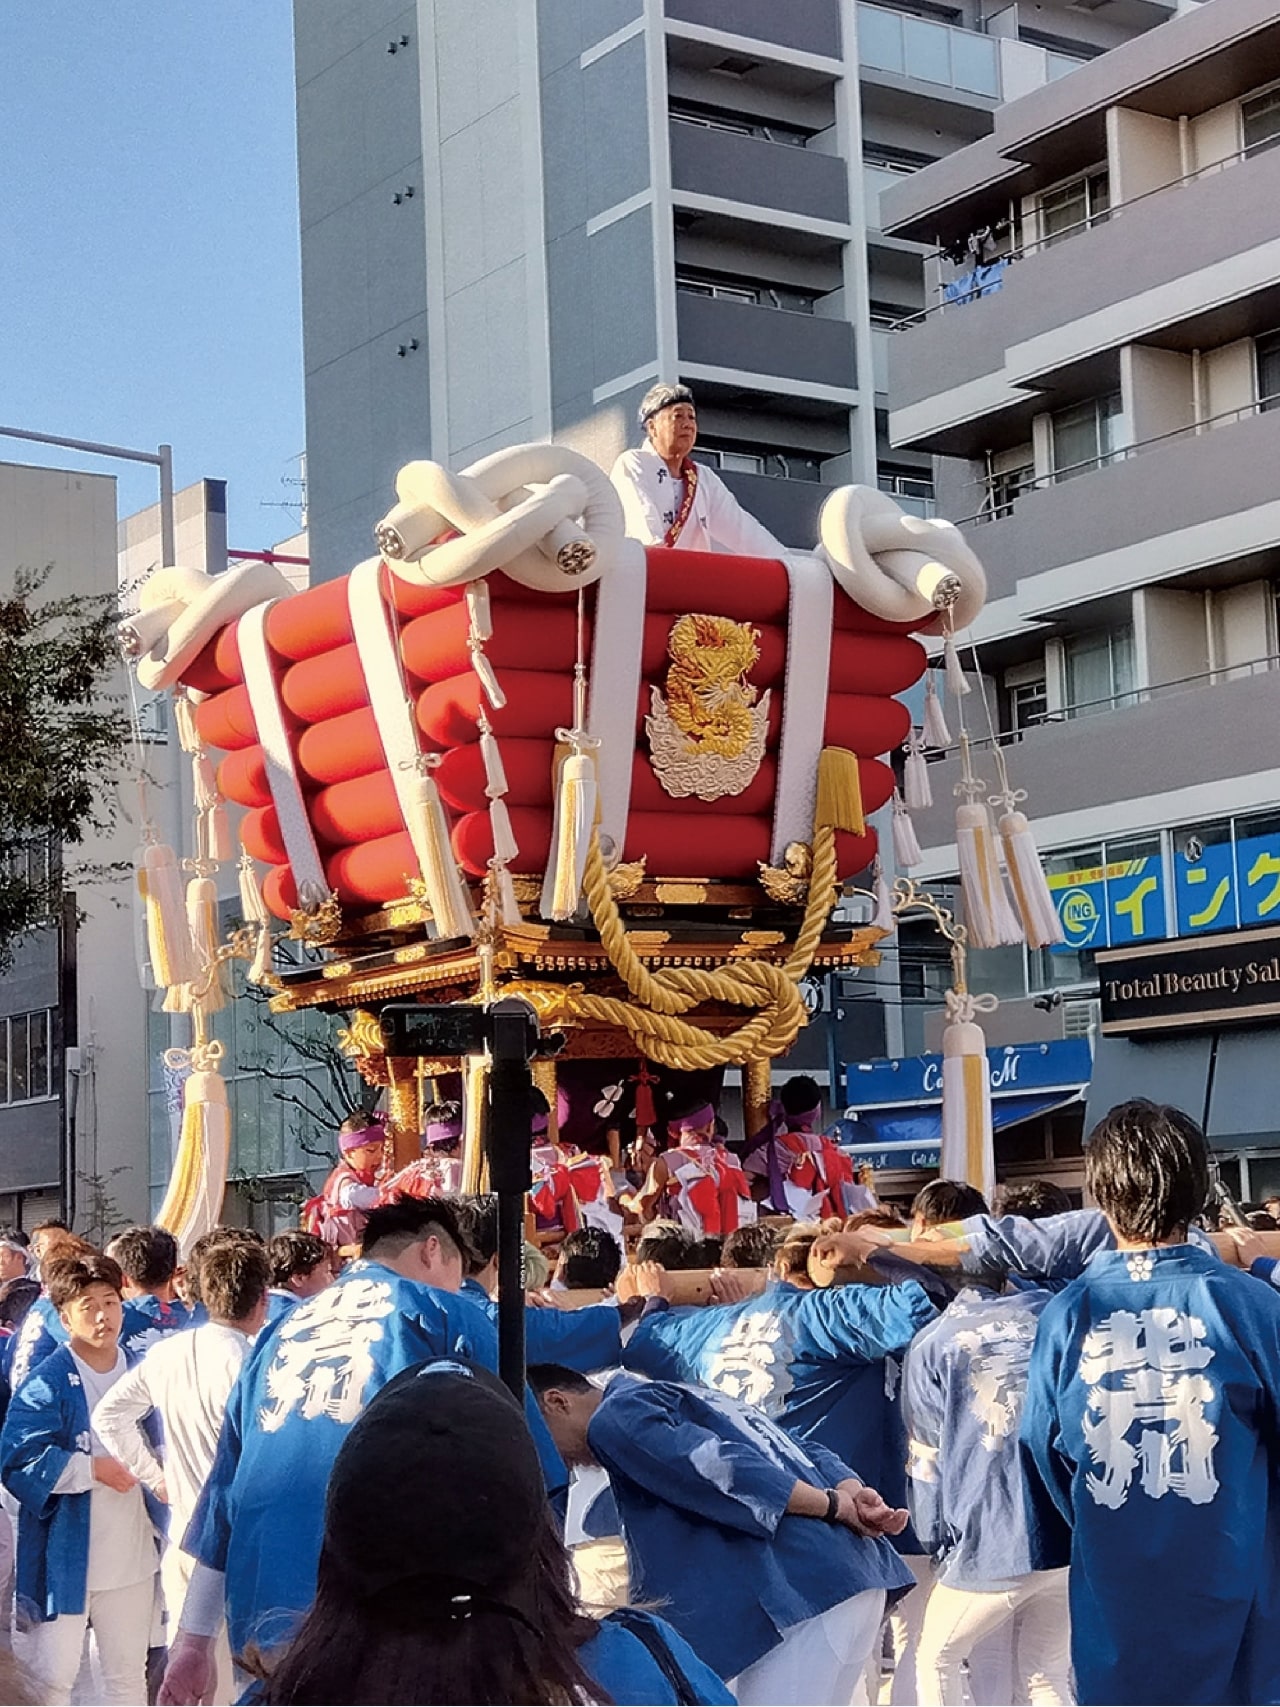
[645,613,771,801]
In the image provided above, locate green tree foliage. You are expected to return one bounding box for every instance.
[0,568,129,957]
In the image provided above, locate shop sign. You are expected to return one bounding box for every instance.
[1099,925,1280,1034]
[1174,828,1280,937]
[1048,855,1165,953]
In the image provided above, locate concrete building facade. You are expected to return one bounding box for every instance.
[877,0,1280,1200]
[291,0,1176,581]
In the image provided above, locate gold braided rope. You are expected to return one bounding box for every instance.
[552,828,841,1070]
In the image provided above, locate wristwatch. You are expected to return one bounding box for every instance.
[823,1488,841,1523]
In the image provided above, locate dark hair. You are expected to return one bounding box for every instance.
[0,1277,40,1331]
[269,1230,330,1289]
[361,1197,465,1264]
[339,1110,382,1141]
[997,1179,1072,1221]
[558,1228,621,1290]
[846,1206,905,1232]
[105,1225,179,1291]
[1086,1100,1209,1243]
[665,1095,714,1129]
[721,1223,780,1270]
[439,1196,497,1275]
[201,1240,271,1323]
[912,1179,989,1227]
[186,1227,267,1306]
[775,1218,844,1284]
[527,1363,595,1399]
[0,1228,30,1249]
[1246,1210,1278,1231]
[779,1076,822,1117]
[30,1218,68,1237]
[263,1495,603,1706]
[635,1222,698,1270]
[692,1237,722,1269]
[47,1254,123,1311]
[37,1232,93,1286]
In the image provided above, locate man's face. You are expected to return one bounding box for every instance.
[60,1283,123,1353]
[290,1259,334,1299]
[646,402,697,464]
[0,1247,26,1283]
[678,1120,715,1148]
[536,1385,601,1466]
[346,1142,383,1177]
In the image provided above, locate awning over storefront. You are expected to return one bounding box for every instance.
[1206,1030,1280,1148]
[1083,1033,1213,1136]
[838,1039,1092,1172]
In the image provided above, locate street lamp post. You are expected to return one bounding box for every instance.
[0,426,175,565]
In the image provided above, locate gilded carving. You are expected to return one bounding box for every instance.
[646,614,770,800]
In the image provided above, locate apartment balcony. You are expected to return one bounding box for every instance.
[677,290,857,388]
[888,140,1280,449]
[857,5,1000,100]
[907,663,1280,856]
[666,0,842,59]
[669,119,850,224]
[961,403,1280,611]
[717,468,830,549]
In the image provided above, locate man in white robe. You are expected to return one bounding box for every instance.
[610,383,788,558]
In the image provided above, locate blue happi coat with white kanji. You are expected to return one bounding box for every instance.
[588,1372,914,1680]
[622,1278,936,1546]
[1020,1243,1280,1705]
[0,1345,163,1623]
[4,1296,67,1395]
[958,1207,1216,1291]
[119,1293,192,1358]
[184,1260,596,1659]
[901,1284,1050,1587]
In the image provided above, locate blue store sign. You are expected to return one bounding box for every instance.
[1048,856,1165,954]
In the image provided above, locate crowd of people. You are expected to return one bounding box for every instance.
[0,1087,1275,1706]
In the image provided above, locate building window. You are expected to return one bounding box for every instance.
[1037,169,1109,248]
[699,441,822,482]
[669,100,812,148]
[983,460,1035,518]
[1050,394,1123,481]
[869,299,917,330]
[1256,330,1280,411]
[1008,675,1049,731]
[878,466,936,517]
[1063,626,1136,717]
[0,1011,54,1105]
[1242,86,1280,157]
[675,271,817,314]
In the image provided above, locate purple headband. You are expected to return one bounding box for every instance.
[340,1114,386,1155]
[424,1117,463,1147]
[789,1104,823,1133]
[531,1110,550,1136]
[670,1102,716,1136]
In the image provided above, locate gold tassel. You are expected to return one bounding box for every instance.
[999,809,1065,949]
[543,749,598,921]
[403,764,475,941]
[815,746,865,836]
[174,694,200,754]
[132,847,155,990]
[939,992,996,1202]
[493,861,523,927]
[143,842,199,989]
[186,875,227,1015]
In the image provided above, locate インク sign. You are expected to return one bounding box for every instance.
[1098,925,1280,1034]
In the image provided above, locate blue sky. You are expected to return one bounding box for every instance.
[0,2,305,547]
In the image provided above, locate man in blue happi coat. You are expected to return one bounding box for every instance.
[902,1279,1071,1704]
[159,1196,623,1704]
[106,1226,193,1357]
[1020,1099,1280,1706]
[532,1362,914,1705]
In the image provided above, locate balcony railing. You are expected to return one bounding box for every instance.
[858,3,1000,97]
[963,396,1280,524]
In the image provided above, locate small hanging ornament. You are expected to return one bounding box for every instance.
[923,672,952,749]
[939,988,999,1202]
[903,730,932,811]
[891,791,922,869]
[873,862,896,934]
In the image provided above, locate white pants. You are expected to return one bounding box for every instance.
[161,1544,235,1705]
[888,1552,933,1704]
[915,1570,1073,1707]
[35,1577,154,1707]
[731,1589,887,1707]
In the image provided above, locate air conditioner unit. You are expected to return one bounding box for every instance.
[1063,998,1099,1038]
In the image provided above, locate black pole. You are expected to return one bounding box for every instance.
[486,1009,536,1401]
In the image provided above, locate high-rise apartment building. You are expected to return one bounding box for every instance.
[292,0,1172,581]
[876,0,1280,1200]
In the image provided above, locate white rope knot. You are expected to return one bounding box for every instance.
[989,785,1027,812]
[163,1039,226,1075]
[944,988,999,1025]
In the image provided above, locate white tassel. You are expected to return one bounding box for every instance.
[923,674,951,748]
[157,1063,231,1257]
[143,843,199,989]
[402,766,475,941]
[174,694,200,754]
[248,922,275,986]
[904,736,932,811]
[956,802,1023,948]
[999,809,1066,949]
[492,861,523,927]
[196,805,233,867]
[488,795,520,866]
[470,646,507,710]
[873,866,896,934]
[192,754,219,812]
[939,995,996,1202]
[186,875,227,1015]
[479,727,508,798]
[132,845,156,990]
[944,635,971,698]
[466,580,493,644]
[541,750,598,921]
[237,854,270,927]
[891,793,922,869]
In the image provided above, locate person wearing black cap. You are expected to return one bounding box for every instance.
[610,383,788,556]
[262,1358,731,1705]
[158,1198,623,1706]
